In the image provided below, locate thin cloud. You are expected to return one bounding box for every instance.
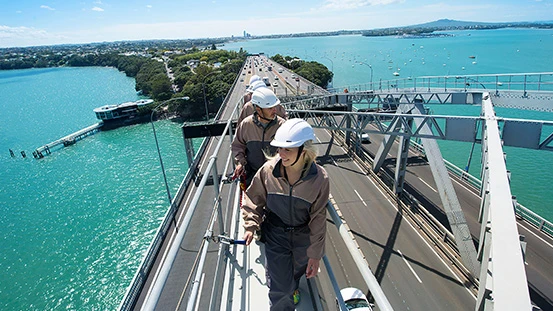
[0,25,68,47]
[40,5,55,11]
[92,7,104,12]
[321,0,402,10]
[146,5,152,8]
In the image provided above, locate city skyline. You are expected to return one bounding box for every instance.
[1,0,552,48]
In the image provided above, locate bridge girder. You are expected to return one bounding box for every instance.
[476,93,532,310]
[286,109,553,151]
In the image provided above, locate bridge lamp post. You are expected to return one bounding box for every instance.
[322,56,334,87]
[150,96,190,212]
[202,70,221,121]
[360,62,373,89]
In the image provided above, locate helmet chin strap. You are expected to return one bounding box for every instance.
[290,145,304,166]
[255,107,274,122]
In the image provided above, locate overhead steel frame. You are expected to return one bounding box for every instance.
[285,98,553,310]
[368,102,481,277]
[286,109,553,152]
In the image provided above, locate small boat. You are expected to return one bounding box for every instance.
[469,55,476,59]
[393,72,400,76]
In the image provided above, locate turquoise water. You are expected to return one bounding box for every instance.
[0,67,197,310]
[224,28,553,221]
[1,29,553,310]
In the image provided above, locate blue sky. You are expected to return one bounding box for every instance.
[1,0,551,48]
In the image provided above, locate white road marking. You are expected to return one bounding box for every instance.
[398,249,423,283]
[418,176,437,192]
[354,189,368,207]
[321,125,476,298]
[451,176,480,198]
[518,222,553,249]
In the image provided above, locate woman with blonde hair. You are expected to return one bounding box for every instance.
[242,118,329,310]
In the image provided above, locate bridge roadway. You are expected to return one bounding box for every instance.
[132,55,553,310]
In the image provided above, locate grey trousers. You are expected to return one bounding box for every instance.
[264,223,310,311]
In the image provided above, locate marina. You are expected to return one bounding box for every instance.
[32,99,154,158]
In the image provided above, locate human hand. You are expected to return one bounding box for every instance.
[306,258,320,278]
[233,164,244,180]
[243,230,254,246]
[244,93,252,103]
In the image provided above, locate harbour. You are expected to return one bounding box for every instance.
[1,29,553,310]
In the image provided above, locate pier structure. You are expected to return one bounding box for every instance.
[33,122,103,158]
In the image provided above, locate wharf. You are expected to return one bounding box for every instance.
[33,122,103,158]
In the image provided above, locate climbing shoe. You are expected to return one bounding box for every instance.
[293,289,300,305]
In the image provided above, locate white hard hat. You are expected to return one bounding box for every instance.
[247,80,267,92]
[271,118,316,148]
[249,75,261,84]
[251,88,280,109]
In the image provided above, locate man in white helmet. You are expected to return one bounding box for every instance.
[237,80,287,124]
[242,118,329,309]
[232,88,286,186]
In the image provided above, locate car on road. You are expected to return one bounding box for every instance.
[361,133,370,143]
[336,287,373,310]
[272,82,278,87]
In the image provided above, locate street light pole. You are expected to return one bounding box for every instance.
[360,62,373,89]
[322,56,334,87]
[202,70,221,121]
[150,96,189,224]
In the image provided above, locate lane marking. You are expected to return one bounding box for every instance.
[418,176,437,192]
[518,222,553,249]
[398,249,423,283]
[450,176,480,199]
[354,189,368,207]
[320,126,476,298]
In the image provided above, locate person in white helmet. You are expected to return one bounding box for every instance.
[243,75,262,103]
[232,88,285,186]
[242,118,329,310]
[238,80,287,124]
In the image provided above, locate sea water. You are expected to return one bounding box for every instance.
[1,28,553,310]
[0,67,198,310]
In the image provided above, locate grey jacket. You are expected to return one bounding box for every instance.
[231,113,285,174]
[242,157,330,259]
